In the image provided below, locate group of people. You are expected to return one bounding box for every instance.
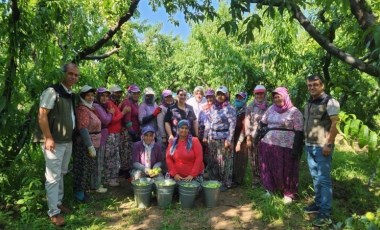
[36,63,340,228]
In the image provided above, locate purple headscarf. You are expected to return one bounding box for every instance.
[169,119,193,156]
[272,87,293,113]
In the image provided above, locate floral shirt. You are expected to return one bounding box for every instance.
[245,102,269,138]
[260,105,303,149]
[120,98,140,133]
[204,104,236,142]
[164,104,197,137]
[76,105,101,148]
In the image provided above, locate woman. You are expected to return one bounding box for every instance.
[243,85,269,188]
[72,85,102,202]
[166,120,204,183]
[204,86,236,191]
[157,89,175,149]
[199,89,215,168]
[139,87,161,132]
[258,87,303,204]
[164,89,198,142]
[93,87,114,193]
[232,92,248,185]
[119,84,141,178]
[104,89,129,187]
[131,126,164,180]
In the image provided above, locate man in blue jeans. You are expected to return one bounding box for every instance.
[304,74,340,227]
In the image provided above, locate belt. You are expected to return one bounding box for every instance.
[89,131,101,134]
[212,129,228,132]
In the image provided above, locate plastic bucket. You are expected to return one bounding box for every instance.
[178,181,200,209]
[131,178,153,208]
[155,179,176,208]
[201,180,221,208]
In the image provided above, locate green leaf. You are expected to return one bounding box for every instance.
[349,119,361,137]
[368,131,378,152]
[16,199,25,204]
[343,120,351,138]
[358,125,369,148]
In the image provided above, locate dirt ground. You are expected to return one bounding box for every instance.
[96,177,267,230]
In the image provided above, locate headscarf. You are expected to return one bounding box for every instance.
[234,92,247,116]
[253,85,268,110]
[127,84,140,102]
[143,87,155,106]
[272,87,293,113]
[169,119,193,156]
[160,89,174,108]
[141,126,155,168]
[79,85,96,109]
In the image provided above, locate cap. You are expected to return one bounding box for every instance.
[162,89,173,97]
[97,87,110,94]
[254,85,266,93]
[236,92,247,99]
[142,126,155,135]
[205,89,215,97]
[144,87,155,95]
[109,85,122,93]
[193,86,205,94]
[216,86,228,94]
[80,85,96,94]
[128,84,140,93]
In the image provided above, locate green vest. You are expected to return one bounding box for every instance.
[304,93,332,146]
[34,84,74,143]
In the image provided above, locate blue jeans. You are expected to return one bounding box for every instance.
[306,145,333,218]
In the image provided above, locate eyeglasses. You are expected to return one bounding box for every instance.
[307,83,321,88]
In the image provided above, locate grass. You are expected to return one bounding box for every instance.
[1,142,380,229]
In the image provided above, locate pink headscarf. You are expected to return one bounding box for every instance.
[272,87,293,113]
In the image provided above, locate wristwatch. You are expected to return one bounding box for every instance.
[326,143,333,148]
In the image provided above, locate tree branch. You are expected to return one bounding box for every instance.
[290,4,380,77]
[73,0,140,62]
[83,47,121,60]
[349,0,377,50]
[250,0,380,77]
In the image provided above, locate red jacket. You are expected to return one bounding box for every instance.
[166,137,204,178]
[106,100,124,134]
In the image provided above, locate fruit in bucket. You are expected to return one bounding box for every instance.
[148,167,162,177]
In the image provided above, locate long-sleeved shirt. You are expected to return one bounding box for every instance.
[93,102,113,146]
[138,102,158,131]
[120,98,140,133]
[166,137,204,178]
[204,104,236,142]
[132,141,163,171]
[186,96,206,120]
[106,100,124,134]
[244,102,268,138]
[76,104,101,148]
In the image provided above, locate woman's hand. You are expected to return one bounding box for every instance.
[246,139,252,150]
[174,174,182,181]
[182,175,193,182]
[224,140,231,149]
[235,143,241,152]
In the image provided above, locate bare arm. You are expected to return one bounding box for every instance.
[323,116,339,156]
[38,107,54,151]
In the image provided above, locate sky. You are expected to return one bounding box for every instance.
[137,1,191,40]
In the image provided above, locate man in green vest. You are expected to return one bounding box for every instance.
[37,63,79,226]
[303,74,340,227]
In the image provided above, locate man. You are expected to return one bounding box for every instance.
[304,74,340,227]
[186,86,206,119]
[35,63,79,226]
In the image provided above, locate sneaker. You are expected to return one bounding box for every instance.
[50,214,65,226]
[304,203,320,214]
[283,196,293,204]
[57,204,71,214]
[96,186,108,193]
[108,180,120,187]
[312,215,332,227]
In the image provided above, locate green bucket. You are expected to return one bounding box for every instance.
[131,178,153,208]
[178,181,200,209]
[155,179,176,208]
[201,180,221,208]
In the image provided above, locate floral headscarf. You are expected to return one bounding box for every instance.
[272,87,293,113]
[169,119,193,156]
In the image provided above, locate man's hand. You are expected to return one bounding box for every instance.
[246,139,252,150]
[44,137,55,152]
[323,144,333,156]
